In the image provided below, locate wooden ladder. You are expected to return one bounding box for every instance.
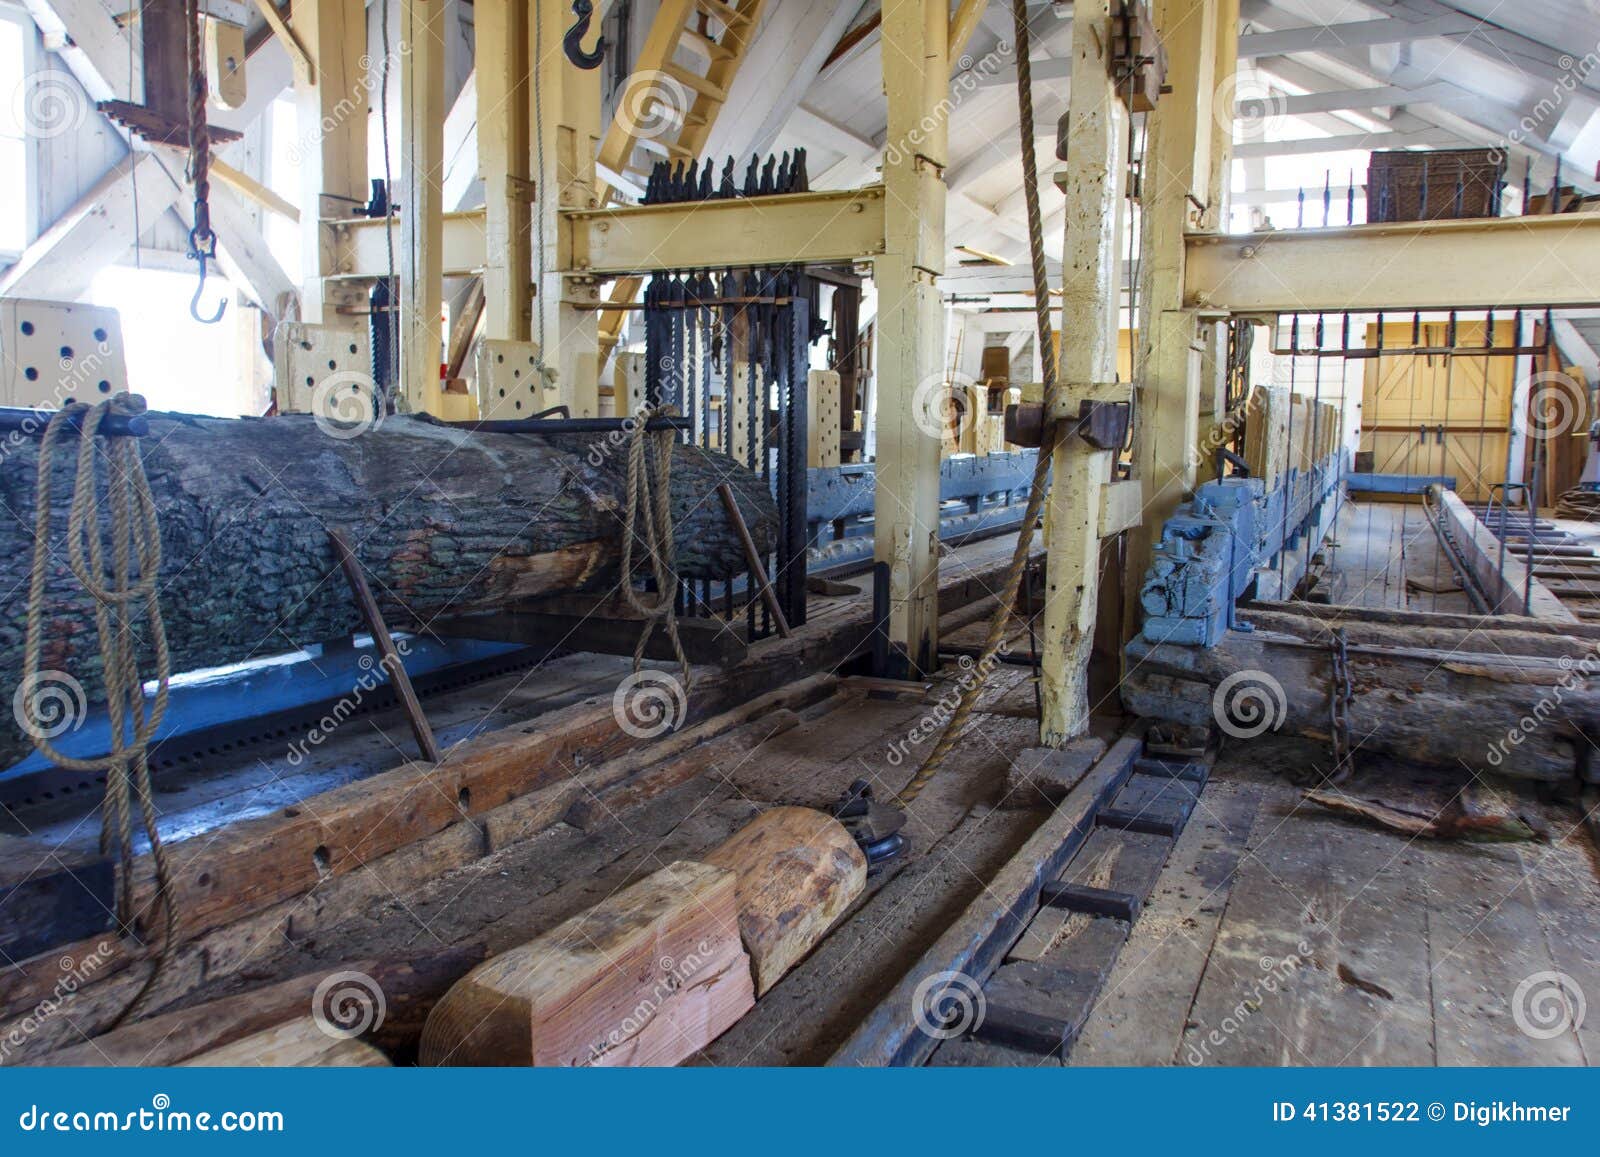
[594,0,770,377]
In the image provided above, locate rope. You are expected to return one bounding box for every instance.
[183,0,223,323]
[21,396,175,1026]
[896,0,1061,807]
[620,407,692,689]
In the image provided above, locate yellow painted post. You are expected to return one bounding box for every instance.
[399,0,446,415]
[872,0,948,676]
[294,0,368,324]
[1126,0,1229,631]
[476,0,534,343]
[535,0,602,417]
[1038,0,1128,745]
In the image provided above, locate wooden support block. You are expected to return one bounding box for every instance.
[1131,756,1207,783]
[1003,739,1108,805]
[420,860,753,1066]
[1096,805,1188,838]
[1098,478,1145,537]
[702,806,866,995]
[182,1017,392,1067]
[1039,882,1141,922]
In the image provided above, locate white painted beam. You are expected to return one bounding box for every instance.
[1237,14,1480,58]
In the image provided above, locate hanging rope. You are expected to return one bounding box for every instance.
[896,0,1064,807]
[620,407,692,690]
[184,0,224,323]
[21,395,175,1025]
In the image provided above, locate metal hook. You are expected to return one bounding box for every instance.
[187,229,227,325]
[563,0,606,69]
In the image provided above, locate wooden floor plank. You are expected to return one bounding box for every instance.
[1177,791,1437,1066]
[1426,839,1589,1065]
[1069,780,1262,1065]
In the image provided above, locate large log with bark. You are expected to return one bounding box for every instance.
[0,412,778,767]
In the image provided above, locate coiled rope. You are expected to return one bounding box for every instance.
[896,0,1062,807]
[620,407,691,690]
[21,395,175,1024]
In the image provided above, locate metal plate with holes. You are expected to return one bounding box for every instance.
[474,339,556,420]
[0,298,128,407]
[273,322,371,413]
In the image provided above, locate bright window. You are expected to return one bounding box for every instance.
[0,10,29,255]
[87,267,251,417]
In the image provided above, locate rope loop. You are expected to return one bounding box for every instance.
[620,406,692,692]
[22,394,175,1024]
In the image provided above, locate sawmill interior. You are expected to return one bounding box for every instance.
[1,0,1599,1074]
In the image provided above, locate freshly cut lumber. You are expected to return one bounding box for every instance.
[0,411,778,767]
[419,860,753,1066]
[181,1017,391,1067]
[31,944,485,1067]
[702,807,866,995]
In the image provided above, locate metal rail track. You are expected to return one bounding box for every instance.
[829,728,1217,1067]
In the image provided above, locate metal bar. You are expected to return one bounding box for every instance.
[716,481,792,639]
[0,407,150,437]
[326,529,442,764]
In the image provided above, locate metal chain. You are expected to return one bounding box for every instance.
[1327,627,1355,783]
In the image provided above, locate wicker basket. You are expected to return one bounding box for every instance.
[1366,148,1505,222]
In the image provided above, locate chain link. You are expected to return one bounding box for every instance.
[1328,627,1355,782]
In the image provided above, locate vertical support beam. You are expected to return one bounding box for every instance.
[535,0,602,417]
[476,0,533,343]
[141,0,190,121]
[1197,0,1240,440]
[1126,0,1227,630]
[400,0,446,413]
[1039,0,1128,745]
[295,0,368,323]
[872,0,948,677]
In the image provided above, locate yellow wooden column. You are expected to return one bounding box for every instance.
[398,0,446,415]
[294,0,368,323]
[534,0,603,418]
[1038,0,1129,745]
[1126,0,1232,627]
[872,0,949,676]
[476,0,534,343]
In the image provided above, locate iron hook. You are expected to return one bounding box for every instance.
[563,0,606,70]
[187,230,227,325]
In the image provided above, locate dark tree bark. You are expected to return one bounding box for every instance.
[0,412,778,767]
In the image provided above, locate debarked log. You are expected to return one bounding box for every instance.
[0,412,778,766]
[1124,624,1600,782]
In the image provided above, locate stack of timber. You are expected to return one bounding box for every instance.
[1125,602,1600,782]
[0,411,779,767]
[1242,385,1341,495]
